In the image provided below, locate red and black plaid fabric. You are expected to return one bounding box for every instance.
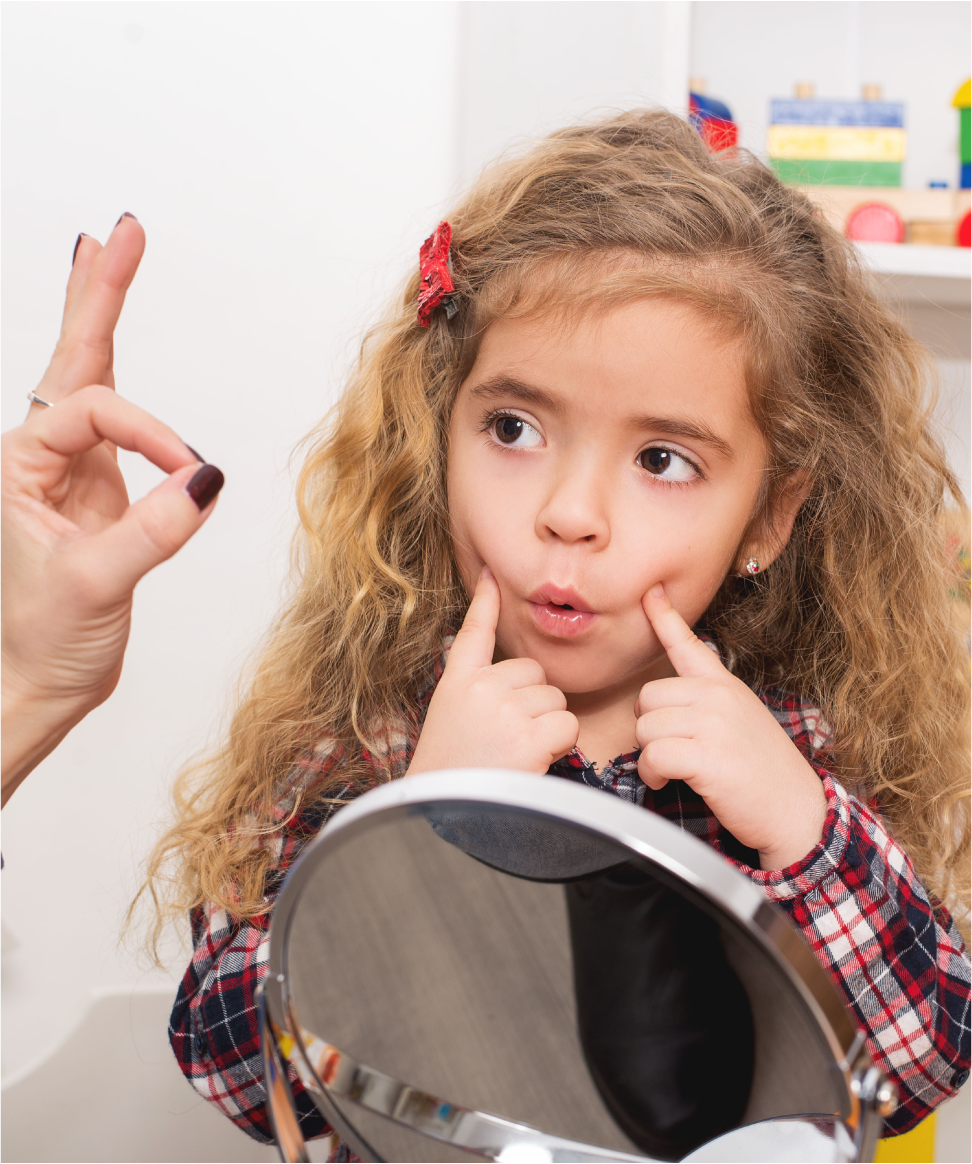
[170,644,970,1148]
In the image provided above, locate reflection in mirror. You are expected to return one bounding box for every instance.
[283,795,849,1163]
[566,864,754,1160]
[682,1116,856,1162]
[426,805,754,1158]
[424,803,629,881]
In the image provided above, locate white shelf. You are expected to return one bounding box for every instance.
[855,243,971,309]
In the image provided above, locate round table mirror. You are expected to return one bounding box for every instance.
[260,770,893,1163]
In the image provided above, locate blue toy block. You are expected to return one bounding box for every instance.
[961,162,971,190]
[770,99,904,128]
[690,92,734,123]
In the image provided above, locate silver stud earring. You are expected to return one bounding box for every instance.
[744,558,761,576]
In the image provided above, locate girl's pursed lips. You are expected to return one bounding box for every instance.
[526,583,594,612]
[525,583,598,639]
[527,601,597,638]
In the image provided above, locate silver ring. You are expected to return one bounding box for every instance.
[26,390,54,408]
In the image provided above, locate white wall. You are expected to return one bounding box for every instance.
[2,3,968,1159]
[1,0,461,1082]
[457,0,690,181]
[458,1,693,179]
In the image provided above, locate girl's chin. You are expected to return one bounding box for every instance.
[519,646,648,696]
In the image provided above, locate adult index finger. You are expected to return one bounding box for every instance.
[641,583,724,680]
[37,215,145,401]
[447,567,500,672]
[62,233,101,324]
[19,385,199,483]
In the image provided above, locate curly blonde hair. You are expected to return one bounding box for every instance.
[140,108,969,948]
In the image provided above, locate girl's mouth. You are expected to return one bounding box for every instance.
[526,586,597,638]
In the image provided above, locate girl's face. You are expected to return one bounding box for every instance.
[447,298,771,697]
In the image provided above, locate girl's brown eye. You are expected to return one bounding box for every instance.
[495,416,523,444]
[490,415,542,448]
[637,446,698,482]
[639,448,672,474]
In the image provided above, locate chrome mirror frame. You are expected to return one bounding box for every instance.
[259,770,896,1163]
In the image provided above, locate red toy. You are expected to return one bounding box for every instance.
[844,202,906,243]
[689,91,739,153]
[957,209,971,247]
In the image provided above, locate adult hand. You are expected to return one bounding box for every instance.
[635,584,827,870]
[406,568,579,776]
[1,217,224,806]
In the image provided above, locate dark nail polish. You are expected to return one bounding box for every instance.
[72,233,88,266]
[115,211,138,226]
[184,445,205,463]
[185,464,224,511]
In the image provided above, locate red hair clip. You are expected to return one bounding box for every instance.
[417,221,458,327]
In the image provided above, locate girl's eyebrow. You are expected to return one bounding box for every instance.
[629,415,736,461]
[468,375,735,461]
[467,375,565,416]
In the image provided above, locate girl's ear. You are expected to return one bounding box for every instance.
[738,470,812,574]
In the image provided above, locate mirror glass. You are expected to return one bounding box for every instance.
[284,800,847,1162]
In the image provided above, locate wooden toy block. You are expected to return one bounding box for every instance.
[690,91,733,122]
[800,186,971,237]
[770,98,904,128]
[952,79,970,107]
[770,159,901,186]
[954,80,970,187]
[700,118,738,152]
[768,126,906,162]
[689,91,739,154]
[908,220,960,246]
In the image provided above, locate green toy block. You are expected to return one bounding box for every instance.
[961,107,970,165]
[770,158,902,186]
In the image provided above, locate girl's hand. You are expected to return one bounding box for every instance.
[1,217,223,806]
[635,584,828,871]
[406,568,579,776]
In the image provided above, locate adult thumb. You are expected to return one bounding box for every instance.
[74,462,224,600]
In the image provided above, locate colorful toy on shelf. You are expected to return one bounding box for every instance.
[768,84,905,187]
[958,210,971,248]
[800,186,971,247]
[953,79,970,189]
[688,82,738,153]
[844,202,905,243]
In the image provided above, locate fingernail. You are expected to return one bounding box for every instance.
[481,565,494,580]
[72,232,88,265]
[115,212,138,226]
[183,444,205,463]
[650,583,665,598]
[185,464,224,510]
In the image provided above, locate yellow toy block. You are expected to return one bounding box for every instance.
[953,79,970,109]
[768,126,907,162]
[874,1112,936,1163]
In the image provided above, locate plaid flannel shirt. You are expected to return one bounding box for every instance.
[170,645,971,1150]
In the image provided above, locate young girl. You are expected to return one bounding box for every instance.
[146,109,970,1151]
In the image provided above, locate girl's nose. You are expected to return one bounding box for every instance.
[535,466,610,547]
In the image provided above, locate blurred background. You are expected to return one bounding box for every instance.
[2,3,968,1161]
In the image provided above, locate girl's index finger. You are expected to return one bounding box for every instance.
[447,567,500,672]
[642,583,724,679]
